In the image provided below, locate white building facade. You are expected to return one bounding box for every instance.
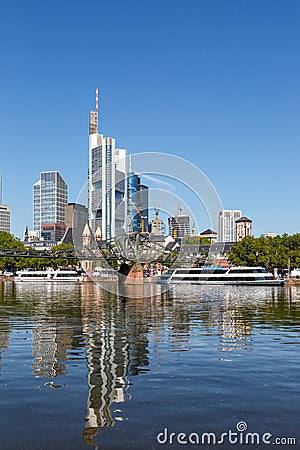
[0,173,2,205]
[0,205,10,232]
[218,209,242,242]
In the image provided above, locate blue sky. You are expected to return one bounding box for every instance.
[0,0,299,238]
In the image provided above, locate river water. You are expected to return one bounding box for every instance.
[0,280,299,449]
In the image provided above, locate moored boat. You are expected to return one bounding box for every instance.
[14,269,84,282]
[290,268,300,279]
[158,266,286,286]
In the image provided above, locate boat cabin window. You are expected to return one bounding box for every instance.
[55,272,76,277]
[176,269,203,275]
[229,268,261,274]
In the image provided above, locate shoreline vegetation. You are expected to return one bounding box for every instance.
[228,234,300,273]
[1,231,300,275]
[0,231,76,272]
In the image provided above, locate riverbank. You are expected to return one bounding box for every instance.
[286,278,300,285]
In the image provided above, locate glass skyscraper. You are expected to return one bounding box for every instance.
[88,93,127,241]
[33,171,68,237]
[127,173,149,233]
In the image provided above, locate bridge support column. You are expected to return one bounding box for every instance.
[124,263,144,285]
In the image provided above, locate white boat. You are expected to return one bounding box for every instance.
[158,266,286,286]
[14,269,84,282]
[290,268,300,279]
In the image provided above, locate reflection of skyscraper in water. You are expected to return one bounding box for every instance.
[81,286,149,441]
[218,307,252,352]
[202,289,252,351]
[0,318,10,374]
[0,283,11,373]
[32,322,67,378]
[82,299,129,430]
[31,317,82,378]
[28,285,84,379]
[196,289,252,351]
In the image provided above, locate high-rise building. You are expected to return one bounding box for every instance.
[0,175,10,233]
[0,205,10,232]
[63,203,89,247]
[65,203,88,231]
[127,173,149,233]
[33,171,68,238]
[235,216,252,241]
[218,209,242,242]
[88,89,127,240]
[168,209,191,239]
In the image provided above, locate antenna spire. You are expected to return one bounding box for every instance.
[95,87,99,131]
[129,154,132,172]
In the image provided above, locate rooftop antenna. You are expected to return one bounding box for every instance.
[95,87,99,132]
[129,154,132,173]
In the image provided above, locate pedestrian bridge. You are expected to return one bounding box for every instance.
[0,233,179,266]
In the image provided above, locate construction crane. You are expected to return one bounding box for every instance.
[129,198,147,233]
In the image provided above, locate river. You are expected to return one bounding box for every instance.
[0,280,299,449]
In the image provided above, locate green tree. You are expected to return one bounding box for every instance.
[183,236,211,245]
[0,231,27,271]
[47,243,78,269]
[228,233,300,271]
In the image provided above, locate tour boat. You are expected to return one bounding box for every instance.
[290,268,300,279]
[14,269,84,282]
[158,266,286,286]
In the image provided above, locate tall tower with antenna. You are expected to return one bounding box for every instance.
[88,89,127,240]
[89,88,99,135]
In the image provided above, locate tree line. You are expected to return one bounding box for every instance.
[228,234,300,271]
[0,231,77,272]
[1,230,300,273]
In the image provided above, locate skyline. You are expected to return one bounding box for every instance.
[1,0,299,238]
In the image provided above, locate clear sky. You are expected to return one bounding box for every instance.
[0,0,299,238]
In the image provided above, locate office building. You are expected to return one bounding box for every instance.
[63,203,89,247]
[127,173,149,233]
[0,175,10,233]
[88,89,127,240]
[33,171,68,238]
[65,203,88,230]
[0,205,10,232]
[218,209,242,242]
[168,209,191,239]
[235,216,252,241]
[41,223,66,241]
